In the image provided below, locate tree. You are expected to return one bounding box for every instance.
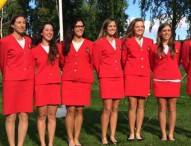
[30,0,59,37]
[135,0,191,39]
[186,1,191,38]
[61,0,84,36]
[96,0,128,38]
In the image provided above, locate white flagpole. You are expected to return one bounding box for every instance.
[0,8,3,38]
[58,0,63,41]
[56,0,66,118]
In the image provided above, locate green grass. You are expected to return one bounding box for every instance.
[1,70,191,146]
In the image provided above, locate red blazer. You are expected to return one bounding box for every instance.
[150,41,181,80]
[93,38,123,78]
[0,34,34,80]
[182,39,191,73]
[31,44,61,84]
[121,37,153,76]
[59,38,94,83]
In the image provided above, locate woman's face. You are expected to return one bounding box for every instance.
[41,24,54,42]
[133,21,145,37]
[159,25,172,41]
[73,21,85,38]
[11,16,26,35]
[106,21,117,36]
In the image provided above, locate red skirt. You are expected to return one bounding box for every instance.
[153,80,180,98]
[61,81,92,106]
[2,79,34,115]
[34,83,61,106]
[99,77,124,99]
[124,75,150,97]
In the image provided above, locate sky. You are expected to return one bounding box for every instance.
[125,1,189,41]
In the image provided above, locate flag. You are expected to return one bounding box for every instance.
[0,0,7,10]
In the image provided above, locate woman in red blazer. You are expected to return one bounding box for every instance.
[0,14,34,146]
[182,38,191,95]
[31,22,61,146]
[93,18,124,145]
[150,23,181,141]
[122,18,153,141]
[60,18,94,146]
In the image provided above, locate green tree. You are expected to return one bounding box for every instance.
[95,0,128,39]
[186,1,191,38]
[61,0,84,36]
[76,0,98,40]
[135,0,191,39]
[30,0,59,37]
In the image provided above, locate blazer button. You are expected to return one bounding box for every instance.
[50,73,52,76]
[74,69,77,72]
[24,68,27,71]
[141,66,144,68]
[141,57,144,60]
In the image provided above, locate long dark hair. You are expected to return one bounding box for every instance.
[32,22,58,64]
[62,18,85,56]
[8,14,26,34]
[157,23,175,58]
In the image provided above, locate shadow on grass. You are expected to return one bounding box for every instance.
[118,109,191,141]
[83,109,102,142]
[142,115,191,139]
[143,116,191,139]
[0,107,191,145]
[0,115,8,146]
[27,110,40,146]
[0,110,39,146]
[27,109,68,145]
[54,117,68,142]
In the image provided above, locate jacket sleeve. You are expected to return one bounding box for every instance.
[89,42,94,68]
[121,39,127,70]
[31,47,37,73]
[58,43,65,70]
[0,39,8,75]
[181,40,190,73]
[149,45,155,72]
[92,41,101,73]
[176,41,181,66]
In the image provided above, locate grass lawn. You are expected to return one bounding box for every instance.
[0,70,191,146]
